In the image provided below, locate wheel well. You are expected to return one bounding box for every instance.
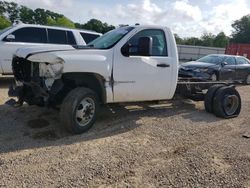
[213,71,219,80]
[61,73,107,104]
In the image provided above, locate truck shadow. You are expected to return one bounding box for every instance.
[0,76,14,89]
[0,100,223,154]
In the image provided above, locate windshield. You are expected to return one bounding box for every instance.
[0,27,12,36]
[197,55,226,64]
[88,26,134,49]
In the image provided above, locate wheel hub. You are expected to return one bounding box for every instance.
[75,97,95,127]
[223,95,239,116]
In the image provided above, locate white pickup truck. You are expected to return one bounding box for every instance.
[9,25,242,134]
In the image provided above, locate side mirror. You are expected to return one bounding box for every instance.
[138,37,152,56]
[5,34,15,42]
[221,62,228,67]
[121,43,131,57]
[121,36,153,57]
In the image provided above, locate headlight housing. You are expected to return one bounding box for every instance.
[194,68,209,72]
[39,58,64,79]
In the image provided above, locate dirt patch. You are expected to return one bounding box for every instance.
[212,155,231,174]
[173,146,188,155]
[0,84,250,187]
[27,119,50,129]
[0,159,4,166]
[31,130,59,140]
[245,180,250,188]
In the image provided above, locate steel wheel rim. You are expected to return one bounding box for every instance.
[223,95,239,116]
[75,97,95,127]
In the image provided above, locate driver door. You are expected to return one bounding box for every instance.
[113,29,173,102]
[219,57,236,81]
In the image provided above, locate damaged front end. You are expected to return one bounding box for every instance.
[9,54,65,106]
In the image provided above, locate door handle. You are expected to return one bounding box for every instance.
[157,63,170,68]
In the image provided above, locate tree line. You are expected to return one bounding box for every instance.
[174,32,229,48]
[0,1,115,33]
[0,1,250,47]
[175,14,250,48]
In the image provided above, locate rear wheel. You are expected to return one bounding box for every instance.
[204,84,224,113]
[213,86,241,118]
[60,87,99,134]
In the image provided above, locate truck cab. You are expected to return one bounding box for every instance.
[12,25,179,103]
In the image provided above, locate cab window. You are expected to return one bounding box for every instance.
[237,57,249,65]
[224,57,236,65]
[67,31,76,45]
[80,32,100,44]
[48,29,67,44]
[4,27,47,43]
[127,29,168,56]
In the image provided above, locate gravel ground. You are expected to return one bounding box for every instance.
[0,77,250,187]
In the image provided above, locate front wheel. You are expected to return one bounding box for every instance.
[60,87,99,134]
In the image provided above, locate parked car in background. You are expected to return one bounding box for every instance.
[0,22,101,74]
[179,54,250,84]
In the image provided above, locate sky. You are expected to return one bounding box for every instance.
[5,0,250,37]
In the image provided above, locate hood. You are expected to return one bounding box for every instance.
[25,48,112,79]
[180,61,218,68]
[25,47,112,82]
[26,47,111,69]
[15,45,75,59]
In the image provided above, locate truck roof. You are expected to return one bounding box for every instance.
[129,24,171,30]
[12,22,101,35]
[208,54,246,58]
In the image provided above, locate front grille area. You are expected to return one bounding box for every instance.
[12,56,32,82]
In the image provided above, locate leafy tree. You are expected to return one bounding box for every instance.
[174,34,183,44]
[0,15,11,29]
[74,22,81,28]
[0,1,115,33]
[184,37,203,46]
[200,33,215,47]
[5,2,19,22]
[45,10,62,21]
[47,17,56,26]
[79,19,115,33]
[0,1,6,15]
[48,16,75,28]
[231,15,250,43]
[33,8,47,25]
[213,32,229,47]
[19,6,35,24]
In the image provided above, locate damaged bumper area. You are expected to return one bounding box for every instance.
[9,55,64,106]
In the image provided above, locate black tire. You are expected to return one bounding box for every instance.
[204,84,224,113]
[213,86,241,118]
[60,87,99,134]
